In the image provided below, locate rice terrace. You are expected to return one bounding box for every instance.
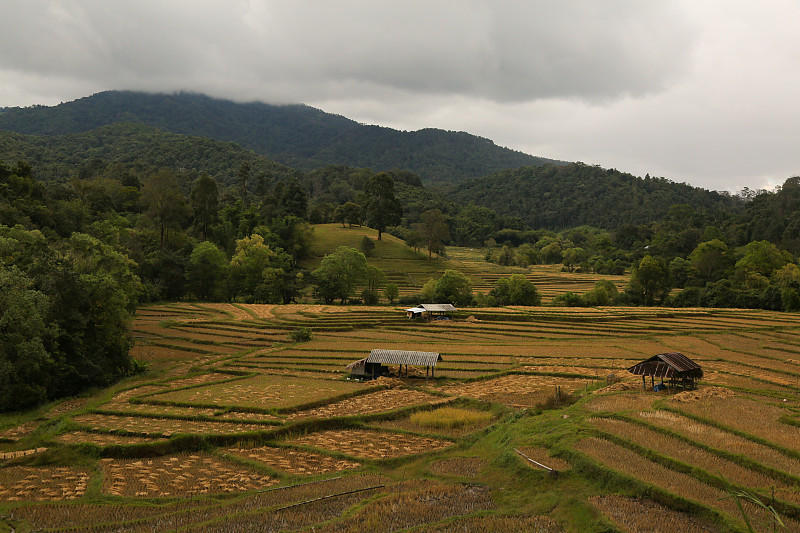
[3,244,800,532]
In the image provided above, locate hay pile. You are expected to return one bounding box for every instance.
[593,379,642,394]
[386,365,430,379]
[373,376,405,388]
[671,386,734,402]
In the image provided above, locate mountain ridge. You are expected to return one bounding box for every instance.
[0,90,565,185]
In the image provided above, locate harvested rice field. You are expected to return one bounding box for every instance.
[5,298,800,532]
[54,432,168,446]
[444,374,591,407]
[71,413,271,436]
[145,374,368,410]
[589,495,721,533]
[289,429,453,459]
[429,457,487,477]
[100,454,277,497]
[226,446,360,475]
[0,467,89,501]
[287,387,449,420]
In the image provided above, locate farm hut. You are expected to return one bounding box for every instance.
[627,352,703,391]
[405,303,457,319]
[345,357,385,379]
[405,306,426,319]
[347,349,442,380]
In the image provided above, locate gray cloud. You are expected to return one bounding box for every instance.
[0,1,798,191]
[0,1,695,102]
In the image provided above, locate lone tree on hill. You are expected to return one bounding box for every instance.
[415,208,450,259]
[364,173,401,240]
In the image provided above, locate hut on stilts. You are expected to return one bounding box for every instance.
[627,352,703,391]
[346,349,442,382]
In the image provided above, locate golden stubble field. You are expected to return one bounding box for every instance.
[2,301,800,532]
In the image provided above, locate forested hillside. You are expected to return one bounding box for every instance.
[451,163,741,229]
[0,91,561,185]
[0,123,299,189]
[726,177,800,253]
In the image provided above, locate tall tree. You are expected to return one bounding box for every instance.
[689,239,732,283]
[414,208,450,259]
[186,241,227,300]
[628,255,670,305]
[228,234,276,299]
[364,173,401,241]
[277,179,309,219]
[141,169,190,249]
[489,274,541,306]
[312,246,368,304]
[0,266,54,410]
[420,269,473,306]
[190,174,219,242]
[237,161,250,206]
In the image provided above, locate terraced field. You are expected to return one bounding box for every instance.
[3,300,800,531]
[306,224,627,301]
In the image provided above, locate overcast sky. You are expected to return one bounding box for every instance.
[1,1,798,192]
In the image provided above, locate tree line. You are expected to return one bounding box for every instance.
[0,157,411,410]
[5,149,800,411]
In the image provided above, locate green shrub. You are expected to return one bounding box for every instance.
[383,283,399,304]
[361,288,379,305]
[289,327,313,342]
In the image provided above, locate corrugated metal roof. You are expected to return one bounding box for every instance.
[367,349,442,366]
[420,303,456,312]
[627,352,703,378]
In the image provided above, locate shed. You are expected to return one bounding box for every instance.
[628,352,703,391]
[405,303,457,319]
[405,307,427,319]
[345,357,384,379]
[346,349,443,380]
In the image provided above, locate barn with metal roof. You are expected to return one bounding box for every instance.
[628,352,703,391]
[405,303,457,319]
[346,349,443,380]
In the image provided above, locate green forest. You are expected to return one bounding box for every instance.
[0,91,560,185]
[3,91,800,411]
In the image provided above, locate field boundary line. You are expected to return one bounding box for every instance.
[272,485,384,511]
[257,476,342,493]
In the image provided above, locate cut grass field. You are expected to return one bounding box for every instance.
[4,297,800,531]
